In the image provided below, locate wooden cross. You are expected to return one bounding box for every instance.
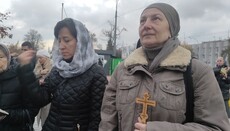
[136,92,156,124]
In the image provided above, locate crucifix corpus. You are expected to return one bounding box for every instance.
[136,92,156,124]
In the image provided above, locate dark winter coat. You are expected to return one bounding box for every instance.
[17,63,107,131]
[213,65,230,100]
[0,60,39,131]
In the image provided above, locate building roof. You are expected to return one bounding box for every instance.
[95,49,113,56]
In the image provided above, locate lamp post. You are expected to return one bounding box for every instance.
[113,0,118,57]
[61,3,64,20]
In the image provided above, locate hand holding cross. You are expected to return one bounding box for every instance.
[136,92,156,124]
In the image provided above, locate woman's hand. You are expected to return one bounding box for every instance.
[40,70,48,75]
[134,117,147,131]
[39,78,45,85]
[17,50,36,66]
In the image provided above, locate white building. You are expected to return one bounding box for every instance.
[191,39,230,67]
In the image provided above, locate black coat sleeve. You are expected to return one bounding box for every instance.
[3,107,38,125]
[2,109,27,125]
[88,65,108,131]
[17,63,52,107]
[213,67,221,76]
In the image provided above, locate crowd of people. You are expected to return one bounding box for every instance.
[0,2,230,131]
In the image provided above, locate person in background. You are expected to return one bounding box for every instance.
[21,41,34,52]
[0,44,39,131]
[99,3,230,131]
[34,49,52,126]
[213,56,230,118]
[34,49,52,84]
[17,18,108,131]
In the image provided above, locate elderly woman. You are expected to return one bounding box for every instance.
[0,44,39,131]
[34,49,53,126]
[99,3,230,131]
[34,49,52,84]
[17,18,108,131]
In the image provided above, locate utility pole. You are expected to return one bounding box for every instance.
[228,29,229,38]
[113,0,118,56]
[61,3,64,20]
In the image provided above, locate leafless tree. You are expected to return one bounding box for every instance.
[24,29,44,50]
[102,20,126,51]
[0,12,13,39]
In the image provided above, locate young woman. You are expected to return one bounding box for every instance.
[17,18,108,131]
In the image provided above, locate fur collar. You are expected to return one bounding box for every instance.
[124,46,191,68]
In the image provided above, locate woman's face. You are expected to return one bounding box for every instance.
[37,56,46,65]
[0,49,7,73]
[139,8,171,48]
[58,27,77,60]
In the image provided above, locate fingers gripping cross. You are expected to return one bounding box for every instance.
[136,92,156,124]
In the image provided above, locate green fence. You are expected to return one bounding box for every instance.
[110,58,123,75]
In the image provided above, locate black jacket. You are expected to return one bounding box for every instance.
[0,60,39,131]
[18,63,108,131]
[213,65,230,100]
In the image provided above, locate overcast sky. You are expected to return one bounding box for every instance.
[0,0,230,49]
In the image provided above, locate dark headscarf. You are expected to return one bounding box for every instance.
[142,3,180,37]
[141,3,181,71]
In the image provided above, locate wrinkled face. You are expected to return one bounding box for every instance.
[139,8,171,48]
[0,49,8,73]
[37,56,46,65]
[216,57,224,66]
[58,27,77,60]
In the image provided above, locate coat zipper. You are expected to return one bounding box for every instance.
[118,112,122,131]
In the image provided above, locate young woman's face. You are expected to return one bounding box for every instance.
[0,49,7,73]
[139,8,171,48]
[58,27,77,60]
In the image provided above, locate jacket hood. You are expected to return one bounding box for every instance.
[124,46,191,69]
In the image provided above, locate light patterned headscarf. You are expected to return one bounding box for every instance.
[52,18,98,78]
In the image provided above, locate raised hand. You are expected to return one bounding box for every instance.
[17,50,36,66]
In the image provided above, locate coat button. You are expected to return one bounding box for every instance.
[175,88,181,92]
